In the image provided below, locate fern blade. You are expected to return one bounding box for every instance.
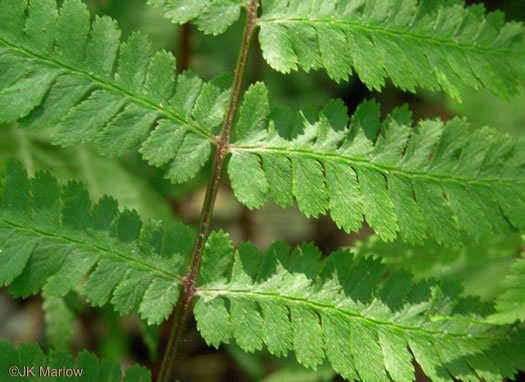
[43,295,75,350]
[257,0,525,99]
[195,232,525,381]
[228,87,525,246]
[490,244,525,324]
[0,0,228,184]
[0,163,192,321]
[150,0,243,35]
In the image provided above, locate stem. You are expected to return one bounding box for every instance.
[156,2,260,381]
[178,23,191,72]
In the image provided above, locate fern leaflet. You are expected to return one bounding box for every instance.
[148,0,243,35]
[0,123,175,221]
[228,84,525,246]
[43,295,75,350]
[0,340,151,381]
[154,0,525,99]
[490,238,525,324]
[0,162,191,325]
[0,0,231,183]
[258,0,525,99]
[195,231,525,382]
[352,233,524,306]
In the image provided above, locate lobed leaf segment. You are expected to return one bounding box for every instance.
[154,0,525,99]
[228,84,525,246]
[0,162,193,325]
[148,0,243,36]
[195,231,525,382]
[490,246,525,325]
[351,232,524,288]
[0,0,230,184]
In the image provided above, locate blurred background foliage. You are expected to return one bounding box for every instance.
[0,0,524,381]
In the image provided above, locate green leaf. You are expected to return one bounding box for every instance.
[257,0,525,99]
[195,233,525,381]
[232,83,270,144]
[228,152,269,210]
[0,340,151,381]
[139,278,181,325]
[0,66,59,122]
[43,296,75,350]
[352,233,524,302]
[0,0,230,184]
[0,163,192,322]
[490,240,525,324]
[196,0,242,35]
[166,133,212,184]
[229,91,525,246]
[197,230,234,287]
[96,105,160,158]
[261,362,335,382]
[149,0,243,35]
[139,120,187,167]
[0,124,174,222]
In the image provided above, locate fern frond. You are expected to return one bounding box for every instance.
[490,238,525,324]
[354,233,523,302]
[355,233,522,273]
[0,123,174,221]
[257,0,525,99]
[0,340,151,381]
[43,295,75,350]
[0,162,191,325]
[0,0,230,184]
[262,362,335,382]
[228,85,525,246]
[195,232,525,381]
[148,0,243,36]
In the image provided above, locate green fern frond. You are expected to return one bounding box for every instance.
[148,0,243,35]
[153,0,525,99]
[228,85,525,246]
[257,0,525,99]
[195,231,525,382]
[490,257,525,324]
[353,233,523,302]
[0,162,191,325]
[0,340,151,381]
[490,238,525,324]
[43,295,75,350]
[0,123,175,221]
[262,362,335,382]
[354,233,522,273]
[0,0,230,184]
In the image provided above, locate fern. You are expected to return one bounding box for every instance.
[156,0,525,99]
[195,231,525,381]
[0,123,174,221]
[0,162,191,325]
[1,0,525,381]
[490,238,525,324]
[491,258,525,324]
[228,85,525,245]
[43,295,75,350]
[148,0,243,35]
[0,0,231,183]
[0,340,151,381]
[262,364,335,382]
[352,233,524,303]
